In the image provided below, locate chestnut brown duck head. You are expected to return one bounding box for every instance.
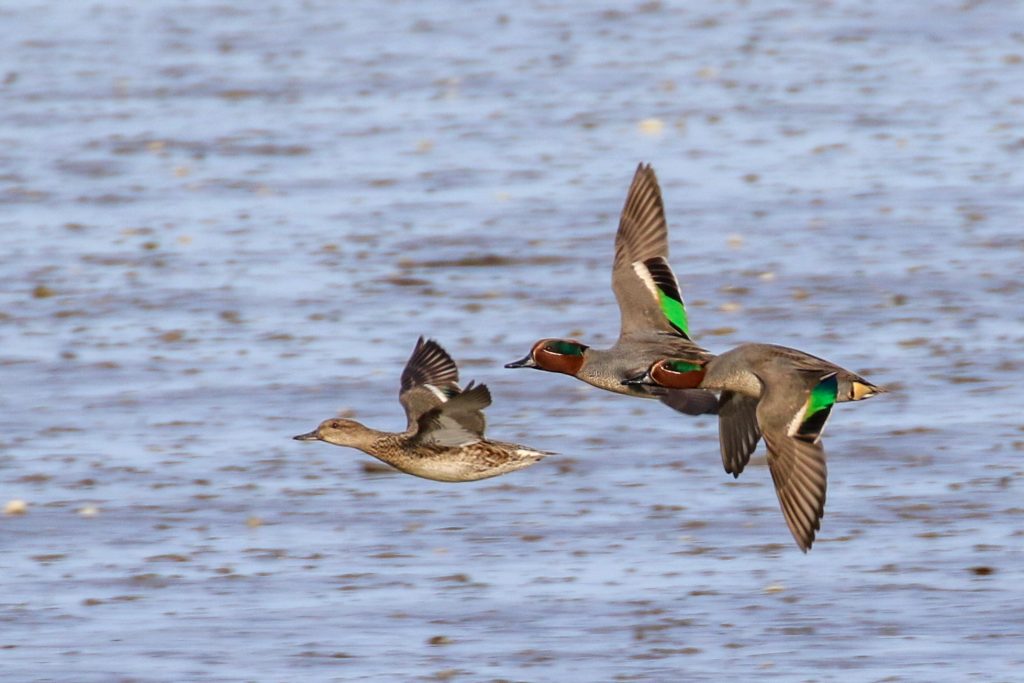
[504,338,589,376]
[622,358,709,390]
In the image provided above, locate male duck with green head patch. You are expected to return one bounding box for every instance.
[624,343,885,551]
[506,162,717,416]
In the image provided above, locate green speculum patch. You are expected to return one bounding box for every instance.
[798,374,838,438]
[657,289,689,337]
[807,374,838,416]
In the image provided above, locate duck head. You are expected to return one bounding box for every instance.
[505,338,589,376]
[294,417,374,449]
[622,358,708,389]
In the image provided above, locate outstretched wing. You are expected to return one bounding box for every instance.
[399,337,462,430]
[414,383,492,448]
[718,391,762,477]
[757,371,837,552]
[611,164,692,340]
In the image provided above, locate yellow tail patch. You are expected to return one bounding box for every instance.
[852,381,876,401]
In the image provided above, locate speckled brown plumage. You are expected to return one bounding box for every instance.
[295,337,552,482]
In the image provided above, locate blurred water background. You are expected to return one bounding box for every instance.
[1,1,1023,681]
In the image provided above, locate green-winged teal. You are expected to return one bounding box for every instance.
[505,163,718,415]
[294,337,552,482]
[624,343,884,551]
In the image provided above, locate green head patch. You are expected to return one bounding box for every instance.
[544,340,587,356]
[665,360,703,373]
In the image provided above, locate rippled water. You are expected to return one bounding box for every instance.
[2,1,1023,681]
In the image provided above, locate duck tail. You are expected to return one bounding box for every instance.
[848,379,885,401]
[511,447,555,463]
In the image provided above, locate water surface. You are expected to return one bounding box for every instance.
[2,1,1023,681]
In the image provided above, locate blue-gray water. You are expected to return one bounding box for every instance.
[2,1,1023,681]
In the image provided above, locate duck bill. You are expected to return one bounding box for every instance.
[292,430,321,441]
[504,355,538,369]
[621,372,655,387]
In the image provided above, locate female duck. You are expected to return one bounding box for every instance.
[624,343,884,551]
[295,337,552,482]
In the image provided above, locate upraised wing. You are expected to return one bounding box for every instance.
[399,337,462,430]
[611,163,692,340]
[413,383,492,448]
